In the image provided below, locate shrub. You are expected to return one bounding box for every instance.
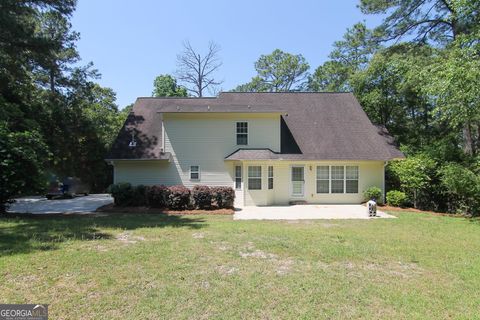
[147,185,169,208]
[211,187,235,208]
[132,184,148,206]
[167,185,191,210]
[439,163,480,215]
[108,182,134,206]
[363,186,383,204]
[386,190,408,207]
[108,183,149,207]
[192,185,212,209]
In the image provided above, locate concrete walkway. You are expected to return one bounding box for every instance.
[234,204,396,220]
[7,194,113,214]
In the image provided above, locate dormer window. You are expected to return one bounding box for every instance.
[236,122,248,145]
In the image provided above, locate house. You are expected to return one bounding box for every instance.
[106,92,404,207]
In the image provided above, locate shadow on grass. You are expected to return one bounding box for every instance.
[0,213,206,257]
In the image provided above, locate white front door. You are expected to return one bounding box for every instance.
[291,166,305,197]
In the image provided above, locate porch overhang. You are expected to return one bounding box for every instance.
[224,148,303,161]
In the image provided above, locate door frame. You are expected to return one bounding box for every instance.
[290,165,305,198]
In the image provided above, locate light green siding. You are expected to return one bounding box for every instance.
[112,113,385,207]
[113,113,281,207]
[241,161,384,206]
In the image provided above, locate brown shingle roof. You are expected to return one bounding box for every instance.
[107,92,404,161]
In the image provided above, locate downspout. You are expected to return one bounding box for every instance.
[383,161,388,204]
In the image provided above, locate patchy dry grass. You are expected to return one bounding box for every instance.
[1,212,480,319]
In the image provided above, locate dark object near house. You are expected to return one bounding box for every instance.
[46,177,89,200]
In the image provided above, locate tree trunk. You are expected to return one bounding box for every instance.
[413,189,417,209]
[463,123,474,155]
[50,69,55,93]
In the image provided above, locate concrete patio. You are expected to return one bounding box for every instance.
[7,194,113,214]
[234,204,396,220]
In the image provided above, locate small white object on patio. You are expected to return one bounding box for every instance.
[7,194,113,214]
[234,204,396,220]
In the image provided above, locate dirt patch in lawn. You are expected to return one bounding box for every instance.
[97,204,233,215]
[116,232,146,244]
[239,242,296,275]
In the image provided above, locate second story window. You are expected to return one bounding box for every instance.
[236,122,248,145]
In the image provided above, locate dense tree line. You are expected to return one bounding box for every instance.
[0,0,127,210]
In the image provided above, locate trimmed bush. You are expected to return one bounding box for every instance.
[167,185,191,210]
[386,190,408,207]
[192,185,212,209]
[147,185,169,208]
[108,183,148,207]
[212,187,235,208]
[108,182,134,206]
[132,184,148,206]
[363,186,383,204]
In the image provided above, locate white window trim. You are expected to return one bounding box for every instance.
[247,165,262,190]
[315,165,359,194]
[346,165,359,194]
[290,165,305,198]
[268,165,274,190]
[190,165,200,181]
[235,121,249,146]
[234,165,242,190]
[316,165,330,194]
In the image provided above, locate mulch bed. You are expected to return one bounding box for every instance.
[96,203,234,215]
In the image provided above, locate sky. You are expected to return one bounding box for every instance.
[71,0,384,108]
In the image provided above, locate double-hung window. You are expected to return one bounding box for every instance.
[346,166,359,193]
[316,166,329,193]
[248,166,262,190]
[331,166,345,194]
[190,165,200,181]
[316,165,359,194]
[236,122,248,145]
[268,166,274,190]
[235,165,242,190]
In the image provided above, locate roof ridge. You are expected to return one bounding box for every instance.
[221,91,353,94]
[137,96,218,100]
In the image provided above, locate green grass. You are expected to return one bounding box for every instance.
[1,212,480,319]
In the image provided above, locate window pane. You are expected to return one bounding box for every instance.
[190,166,199,180]
[331,180,344,193]
[346,180,358,193]
[268,166,273,189]
[291,167,304,181]
[331,166,344,179]
[248,178,261,190]
[235,178,242,190]
[237,133,247,145]
[316,166,329,179]
[236,122,248,133]
[235,166,242,177]
[346,166,358,179]
[248,166,261,178]
[316,180,329,193]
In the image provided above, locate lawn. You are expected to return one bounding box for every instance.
[1,212,479,319]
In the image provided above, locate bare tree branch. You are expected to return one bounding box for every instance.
[175,40,223,97]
